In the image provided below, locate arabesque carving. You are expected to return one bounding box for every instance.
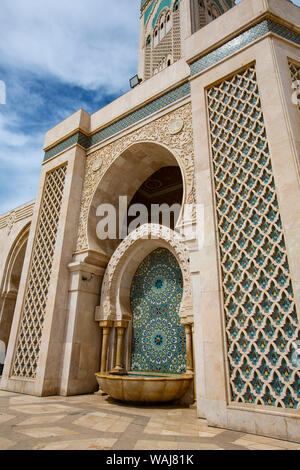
[76,103,195,252]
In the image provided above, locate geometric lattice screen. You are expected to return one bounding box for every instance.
[289,60,300,111]
[207,66,300,409]
[12,165,67,379]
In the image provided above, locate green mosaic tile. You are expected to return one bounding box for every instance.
[43,132,89,162]
[130,248,186,374]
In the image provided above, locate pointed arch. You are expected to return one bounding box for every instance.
[95,224,193,323]
[0,222,30,351]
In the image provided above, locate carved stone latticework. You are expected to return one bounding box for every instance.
[76,103,195,252]
[11,165,67,379]
[207,65,300,409]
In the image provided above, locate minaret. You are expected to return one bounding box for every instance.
[138,0,235,82]
[190,0,236,33]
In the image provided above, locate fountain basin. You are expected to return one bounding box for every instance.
[95,372,193,403]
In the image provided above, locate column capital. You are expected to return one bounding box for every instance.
[99,320,114,328]
[181,319,194,326]
[114,320,129,329]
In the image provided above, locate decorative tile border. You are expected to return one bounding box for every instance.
[44,81,191,162]
[44,133,90,162]
[190,20,300,77]
[141,0,153,12]
[152,0,171,28]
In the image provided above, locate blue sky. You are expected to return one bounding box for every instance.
[0,0,299,214]
[0,0,140,214]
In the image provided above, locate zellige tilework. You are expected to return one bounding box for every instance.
[130,248,186,374]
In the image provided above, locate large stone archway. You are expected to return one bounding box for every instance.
[75,103,196,256]
[86,141,187,257]
[54,103,196,396]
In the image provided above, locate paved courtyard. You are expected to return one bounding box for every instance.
[0,390,298,450]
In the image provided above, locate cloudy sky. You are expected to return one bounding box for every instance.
[0,0,299,214]
[0,0,140,214]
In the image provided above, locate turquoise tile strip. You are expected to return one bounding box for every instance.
[43,133,90,162]
[190,19,300,77]
[152,0,172,28]
[89,81,190,147]
[44,81,191,162]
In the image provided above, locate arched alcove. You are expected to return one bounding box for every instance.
[0,224,29,360]
[95,224,195,401]
[97,224,192,323]
[88,142,186,257]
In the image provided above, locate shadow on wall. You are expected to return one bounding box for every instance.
[0,340,5,375]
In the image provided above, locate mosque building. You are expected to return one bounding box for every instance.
[0,0,299,443]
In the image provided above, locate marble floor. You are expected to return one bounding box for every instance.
[0,390,298,450]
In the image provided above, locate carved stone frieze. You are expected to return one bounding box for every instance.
[76,103,195,252]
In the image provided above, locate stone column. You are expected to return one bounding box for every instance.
[185,323,194,374]
[111,321,128,374]
[99,321,113,373]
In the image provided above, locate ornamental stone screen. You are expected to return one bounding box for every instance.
[11,164,67,379]
[207,65,300,409]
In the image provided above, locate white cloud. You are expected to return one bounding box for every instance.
[0,114,30,148]
[0,0,140,92]
[0,1,142,214]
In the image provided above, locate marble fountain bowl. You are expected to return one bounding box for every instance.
[95,372,193,403]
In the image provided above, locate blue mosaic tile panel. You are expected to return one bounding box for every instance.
[207,65,300,409]
[44,82,191,162]
[191,20,300,76]
[130,248,186,374]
